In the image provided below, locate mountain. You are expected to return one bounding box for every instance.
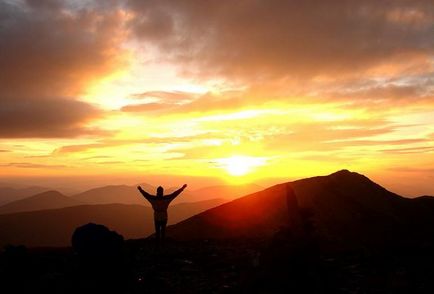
[71,183,199,205]
[0,190,83,215]
[0,198,225,247]
[1,174,433,293]
[0,186,50,206]
[72,184,148,205]
[3,170,432,249]
[71,183,262,205]
[167,170,434,249]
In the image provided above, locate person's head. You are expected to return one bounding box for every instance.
[156,186,164,197]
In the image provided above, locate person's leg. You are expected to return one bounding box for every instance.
[154,219,161,242]
[161,219,167,241]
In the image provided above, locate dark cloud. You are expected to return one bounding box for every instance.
[0,97,104,138]
[0,0,126,97]
[24,0,62,11]
[125,0,434,114]
[0,0,126,138]
[128,0,434,82]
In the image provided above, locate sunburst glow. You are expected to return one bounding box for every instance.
[216,155,267,176]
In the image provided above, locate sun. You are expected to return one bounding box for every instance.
[217,155,266,176]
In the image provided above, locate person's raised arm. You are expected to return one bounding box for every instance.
[166,184,187,200]
[137,186,153,202]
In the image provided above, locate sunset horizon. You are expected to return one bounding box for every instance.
[1,1,434,292]
[1,0,434,198]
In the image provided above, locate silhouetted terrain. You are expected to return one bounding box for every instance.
[1,170,433,293]
[71,183,260,205]
[0,186,49,206]
[0,198,225,247]
[1,236,433,293]
[0,190,83,214]
[0,183,261,216]
[71,184,156,205]
[187,183,263,202]
[168,170,434,249]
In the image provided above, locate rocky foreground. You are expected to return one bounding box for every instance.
[1,235,433,293]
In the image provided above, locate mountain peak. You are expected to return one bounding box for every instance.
[167,170,416,243]
[292,169,370,188]
[328,169,370,182]
[329,169,365,178]
[0,190,81,214]
[332,169,352,175]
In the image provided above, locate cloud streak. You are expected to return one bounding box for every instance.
[0,162,67,169]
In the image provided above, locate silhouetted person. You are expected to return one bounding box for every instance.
[138,184,187,244]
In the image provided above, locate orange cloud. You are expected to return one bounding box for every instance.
[0,0,128,138]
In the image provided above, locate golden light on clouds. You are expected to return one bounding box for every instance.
[0,0,434,195]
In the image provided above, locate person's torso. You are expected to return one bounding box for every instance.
[149,197,171,212]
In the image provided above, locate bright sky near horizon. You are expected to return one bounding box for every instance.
[1,0,434,195]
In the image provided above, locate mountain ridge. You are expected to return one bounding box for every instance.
[0,186,50,206]
[0,190,83,214]
[1,170,433,249]
[167,170,434,250]
[0,198,226,247]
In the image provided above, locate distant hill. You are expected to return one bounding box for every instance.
[3,170,432,249]
[71,183,262,205]
[0,186,50,206]
[167,170,434,249]
[71,184,151,205]
[0,190,83,215]
[0,198,225,247]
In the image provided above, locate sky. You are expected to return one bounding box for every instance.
[0,0,434,196]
